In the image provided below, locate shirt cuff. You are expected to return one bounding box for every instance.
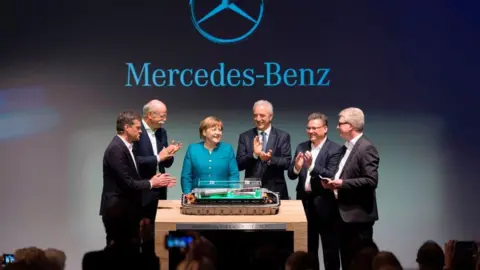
[149,180,152,189]
[253,153,258,159]
[157,155,160,163]
[293,166,300,175]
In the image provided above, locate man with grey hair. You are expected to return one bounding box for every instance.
[236,100,292,199]
[133,99,182,254]
[321,107,380,270]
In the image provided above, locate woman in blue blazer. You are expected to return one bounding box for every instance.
[181,116,240,193]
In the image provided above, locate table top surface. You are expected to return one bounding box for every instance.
[155,200,307,223]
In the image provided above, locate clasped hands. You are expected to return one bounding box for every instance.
[321,178,343,190]
[294,151,343,189]
[158,140,182,162]
[253,136,272,161]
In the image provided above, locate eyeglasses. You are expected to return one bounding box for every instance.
[305,126,325,131]
[337,121,349,126]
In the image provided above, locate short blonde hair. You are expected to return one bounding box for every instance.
[339,107,365,132]
[199,116,223,140]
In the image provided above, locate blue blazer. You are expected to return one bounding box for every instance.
[181,142,240,193]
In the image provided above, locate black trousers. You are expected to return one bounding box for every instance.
[338,219,374,270]
[141,199,160,254]
[103,214,113,246]
[302,194,340,270]
[102,205,143,246]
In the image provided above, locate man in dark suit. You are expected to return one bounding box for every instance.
[236,100,292,199]
[133,100,182,253]
[321,107,380,270]
[287,113,342,270]
[100,110,177,244]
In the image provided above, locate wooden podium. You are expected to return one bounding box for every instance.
[154,200,307,270]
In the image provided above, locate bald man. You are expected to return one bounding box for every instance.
[133,100,182,253]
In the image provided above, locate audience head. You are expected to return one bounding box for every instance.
[185,233,217,265]
[372,251,402,270]
[285,251,314,270]
[43,248,66,270]
[199,116,223,146]
[116,111,142,142]
[9,247,50,270]
[350,242,379,270]
[253,100,273,131]
[176,257,216,270]
[337,107,365,141]
[143,99,167,129]
[4,260,44,270]
[416,241,444,270]
[13,247,49,267]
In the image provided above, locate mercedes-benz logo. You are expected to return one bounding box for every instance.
[189,0,264,44]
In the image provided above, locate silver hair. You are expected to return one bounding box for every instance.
[339,107,365,131]
[253,100,274,114]
[142,99,164,117]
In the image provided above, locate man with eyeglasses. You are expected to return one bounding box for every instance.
[133,99,182,254]
[321,107,380,270]
[287,112,342,270]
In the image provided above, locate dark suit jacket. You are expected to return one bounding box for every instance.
[287,138,342,199]
[133,124,173,205]
[236,127,292,199]
[100,136,151,216]
[337,135,380,223]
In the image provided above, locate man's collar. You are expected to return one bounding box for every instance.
[142,119,156,133]
[117,134,132,150]
[311,136,327,150]
[345,133,363,149]
[257,125,272,135]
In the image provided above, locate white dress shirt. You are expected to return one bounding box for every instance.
[333,133,363,197]
[253,125,272,159]
[293,137,327,192]
[142,119,161,173]
[117,135,138,172]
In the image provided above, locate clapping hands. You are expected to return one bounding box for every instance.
[158,140,182,162]
[150,173,177,188]
[253,136,272,161]
[294,151,313,171]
